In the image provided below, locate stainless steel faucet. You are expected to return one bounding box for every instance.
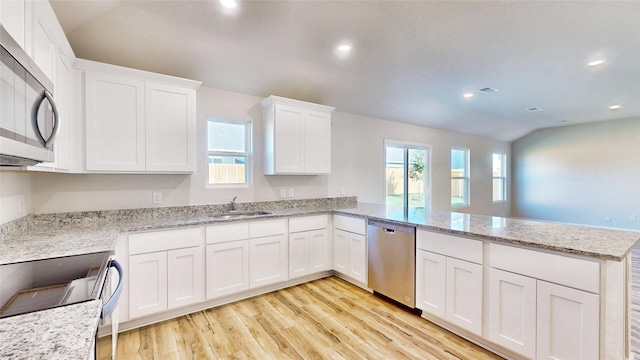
[230,196,238,211]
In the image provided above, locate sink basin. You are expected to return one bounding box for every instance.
[213,211,272,220]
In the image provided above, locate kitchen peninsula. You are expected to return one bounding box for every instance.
[0,198,638,359]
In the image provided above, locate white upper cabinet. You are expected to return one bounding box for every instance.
[0,0,27,50]
[77,59,200,173]
[261,95,334,175]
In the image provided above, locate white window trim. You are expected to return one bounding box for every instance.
[492,153,507,203]
[451,147,470,208]
[206,117,252,188]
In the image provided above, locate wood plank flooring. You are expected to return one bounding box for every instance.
[98,276,503,359]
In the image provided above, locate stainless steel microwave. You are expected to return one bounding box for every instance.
[0,24,59,167]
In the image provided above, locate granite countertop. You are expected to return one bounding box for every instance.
[0,300,102,360]
[335,203,640,261]
[1,197,639,360]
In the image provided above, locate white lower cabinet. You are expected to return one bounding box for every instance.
[488,243,600,360]
[250,235,288,288]
[128,227,205,319]
[289,215,329,279]
[536,280,599,360]
[206,240,250,299]
[333,215,367,284]
[167,247,205,309]
[416,249,483,335]
[129,252,168,318]
[445,257,483,335]
[416,230,483,336]
[488,268,537,359]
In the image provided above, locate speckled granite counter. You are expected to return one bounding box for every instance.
[335,203,640,261]
[0,300,102,360]
[1,197,638,360]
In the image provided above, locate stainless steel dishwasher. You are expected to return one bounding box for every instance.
[367,220,417,310]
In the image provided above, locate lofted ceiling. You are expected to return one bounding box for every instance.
[50,0,640,141]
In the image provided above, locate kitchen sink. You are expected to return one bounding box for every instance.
[213,211,272,220]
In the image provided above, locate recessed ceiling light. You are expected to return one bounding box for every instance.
[220,0,237,9]
[463,93,474,98]
[587,59,606,67]
[527,107,543,112]
[609,104,621,110]
[337,44,352,52]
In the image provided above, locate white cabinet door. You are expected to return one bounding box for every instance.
[85,73,145,171]
[488,268,537,359]
[334,229,349,276]
[28,2,55,82]
[290,229,329,279]
[1,0,26,50]
[416,250,446,318]
[308,229,329,273]
[289,232,309,279]
[273,104,305,173]
[206,240,250,299]
[167,246,204,309]
[536,280,599,360]
[303,110,331,174]
[445,257,483,335]
[249,235,288,288]
[129,252,167,318]
[52,54,74,170]
[145,83,196,172]
[348,233,366,283]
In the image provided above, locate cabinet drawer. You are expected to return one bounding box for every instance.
[289,214,328,233]
[129,227,203,255]
[250,219,287,238]
[206,222,250,244]
[489,243,600,294]
[417,230,483,264]
[333,215,365,235]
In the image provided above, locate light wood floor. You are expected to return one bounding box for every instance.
[98,276,503,359]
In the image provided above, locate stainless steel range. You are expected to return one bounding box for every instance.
[0,252,113,318]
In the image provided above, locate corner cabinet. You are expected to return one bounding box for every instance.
[76,59,200,173]
[261,96,334,175]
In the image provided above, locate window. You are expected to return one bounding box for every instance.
[492,153,506,202]
[207,118,251,186]
[385,141,431,220]
[451,148,469,207]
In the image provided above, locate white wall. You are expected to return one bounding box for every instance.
[3,86,509,219]
[511,117,640,230]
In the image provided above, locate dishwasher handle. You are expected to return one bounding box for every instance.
[384,228,396,234]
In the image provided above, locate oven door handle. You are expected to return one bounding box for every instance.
[102,259,123,318]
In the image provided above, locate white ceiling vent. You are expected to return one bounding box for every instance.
[479,87,499,94]
[527,107,543,112]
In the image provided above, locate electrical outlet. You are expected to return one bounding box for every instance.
[288,188,294,197]
[340,187,345,195]
[280,188,286,198]
[605,216,612,222]
[631,215,637,221]
[152,192,163,204]
[17,195,24,215]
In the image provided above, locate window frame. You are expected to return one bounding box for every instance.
[206,117,252,188]
[492,153,507,203]
[384,140,432,219]
[451,147,470,207]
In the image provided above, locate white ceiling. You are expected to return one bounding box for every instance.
[50,0,640,141]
